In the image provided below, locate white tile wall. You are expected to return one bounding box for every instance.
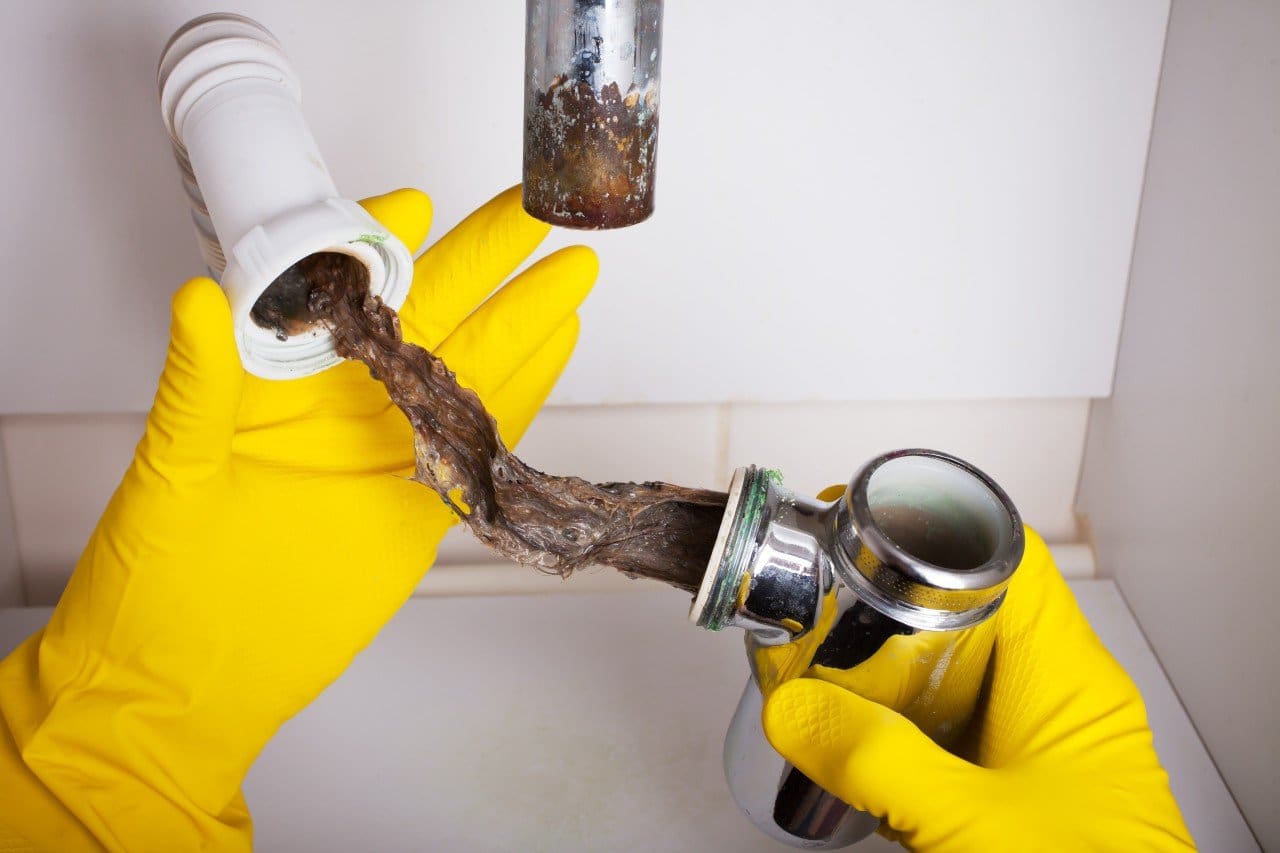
[1,399,1090,605]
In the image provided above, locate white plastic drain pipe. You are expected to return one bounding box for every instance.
[158,13,413,379]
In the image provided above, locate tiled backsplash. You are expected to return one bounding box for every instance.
[0,399,1091,606]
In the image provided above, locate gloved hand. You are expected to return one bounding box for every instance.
[0,185,597,852]
[762,528,1196,851]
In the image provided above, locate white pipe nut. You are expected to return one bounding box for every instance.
[158,13,412,379]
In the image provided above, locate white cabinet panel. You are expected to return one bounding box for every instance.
[1078,1,1280,843]
[0,1,1168,412]
[0,583,1250,849]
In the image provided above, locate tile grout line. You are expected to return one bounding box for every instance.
[0,420,29,607]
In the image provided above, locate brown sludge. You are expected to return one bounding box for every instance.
[523,77,659,229]
[293,252,726,594]
[251,261,321,341]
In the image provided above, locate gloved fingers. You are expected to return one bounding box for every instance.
[483,315,579,449]
[875,823,904,842]
[999,527,1091,643]
[810,630,949,710]
[762,678,979,838]
[433,245,597,399]
[815,483,846,501]
[400,185,552,349]
[136,277,245,486]
[981,526,1158,764]
[358,188,434,255]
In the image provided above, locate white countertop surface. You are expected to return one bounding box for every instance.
[0,581,1257,851]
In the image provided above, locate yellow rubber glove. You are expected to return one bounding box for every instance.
[0,185,597,852]
[762,528,1196,851]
